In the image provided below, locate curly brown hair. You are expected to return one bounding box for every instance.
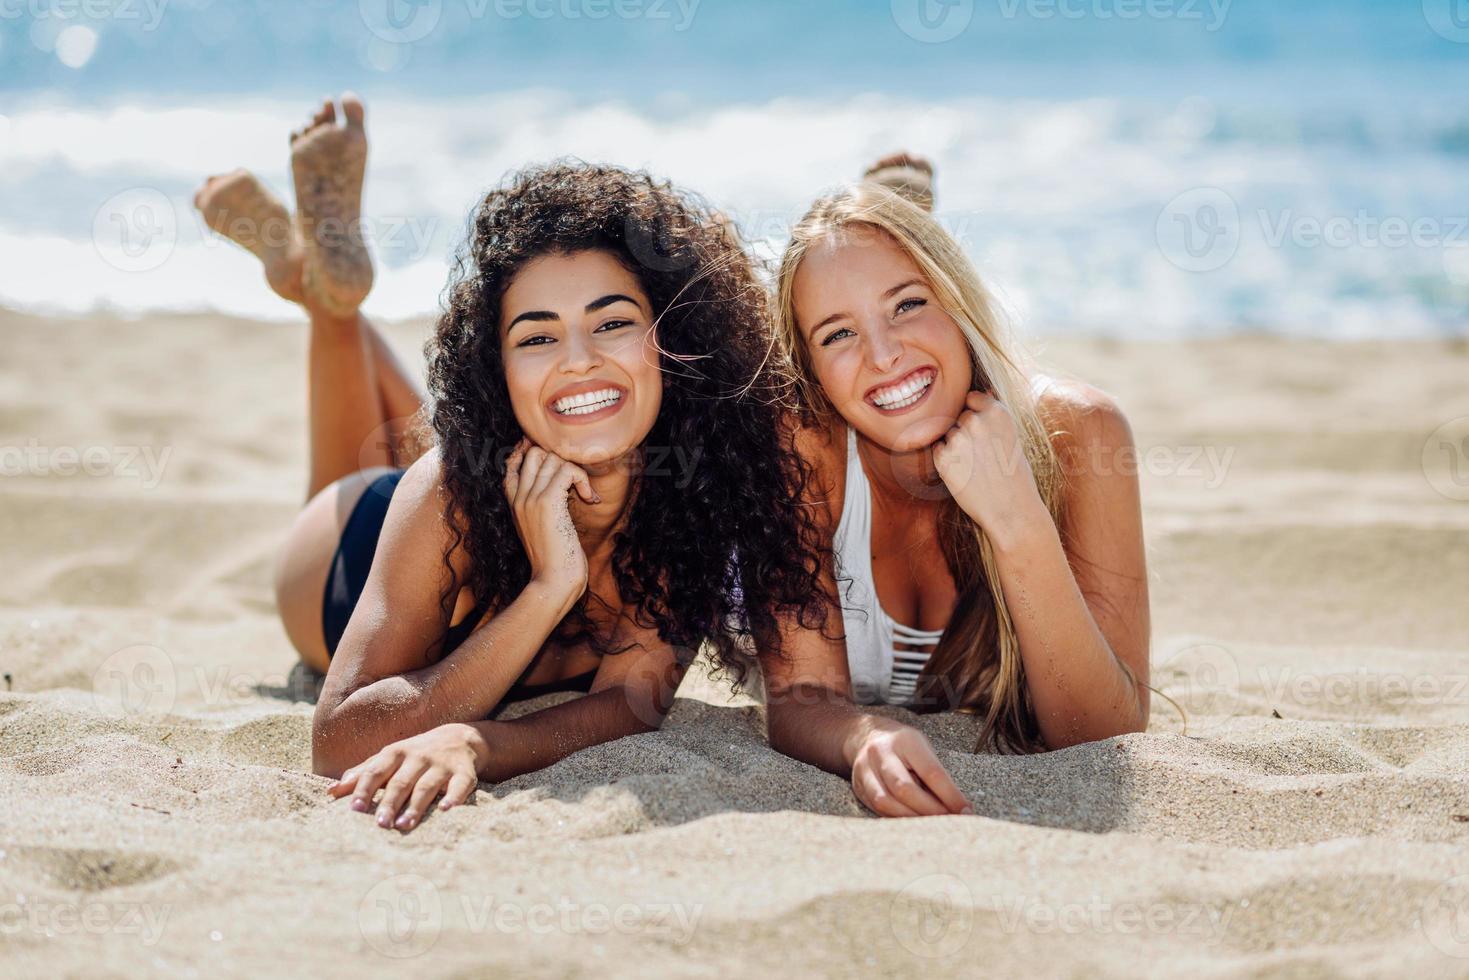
[426,161,828,679]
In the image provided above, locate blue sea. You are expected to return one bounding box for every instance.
[2,0,1467,336]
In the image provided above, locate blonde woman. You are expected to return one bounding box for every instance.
[762,174,1150,818]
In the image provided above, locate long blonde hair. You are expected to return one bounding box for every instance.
[775,183,1068,753]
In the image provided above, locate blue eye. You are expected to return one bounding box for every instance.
[896,297,926,315]
[821,327,855,347]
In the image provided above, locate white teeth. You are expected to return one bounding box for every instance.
[554,388,622,416]
[871,372,934,409]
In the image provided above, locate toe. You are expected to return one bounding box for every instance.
[341,91,365,129]
[317,98,336,126]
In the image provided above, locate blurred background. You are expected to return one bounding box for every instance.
[2,0,1467,336]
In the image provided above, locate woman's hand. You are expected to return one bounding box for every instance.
[849,720,972,818]
[503,439,599,602]
[932,390,1048,548]
[327,722,488,831]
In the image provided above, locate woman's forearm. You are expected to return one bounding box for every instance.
[990,512,1146,748]
[766,684,895,776]
[314,577,578,773]
[466,686,667,783]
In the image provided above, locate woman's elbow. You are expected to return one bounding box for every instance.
[310,699,353,779]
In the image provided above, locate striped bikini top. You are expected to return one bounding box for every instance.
[831,427,946,705]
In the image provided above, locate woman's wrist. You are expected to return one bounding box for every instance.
[978,495,1056,557]
[840,714,906,769]
[527,571,585,619]
[459,721,496,777]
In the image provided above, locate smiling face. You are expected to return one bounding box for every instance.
[500,249,663,466]
[792,227,973,453]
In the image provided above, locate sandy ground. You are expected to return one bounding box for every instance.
[2,308,1468,978]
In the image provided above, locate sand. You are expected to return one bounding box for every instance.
[2,308,1468,978]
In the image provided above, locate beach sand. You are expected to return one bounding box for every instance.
[2,308,1467,977]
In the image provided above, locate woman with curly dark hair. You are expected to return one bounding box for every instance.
[194,95,825,832]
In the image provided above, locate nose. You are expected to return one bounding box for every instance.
[559,330,604,375]
[863,321,902,374]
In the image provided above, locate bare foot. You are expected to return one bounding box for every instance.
[862,152,936,212]
[290,93,374,317]
[193,169,305,304]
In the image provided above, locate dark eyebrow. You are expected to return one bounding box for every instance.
[506,309,558,332]
[806,279,927,338]
[586,293,643,314]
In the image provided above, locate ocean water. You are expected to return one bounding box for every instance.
[2,0,1467,336]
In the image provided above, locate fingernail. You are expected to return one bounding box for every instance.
[350,798,369,812]
[376,811,390,827]
[395,814,415,830]
[961,805,975,815]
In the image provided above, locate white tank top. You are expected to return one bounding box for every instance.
[831,427,945,705]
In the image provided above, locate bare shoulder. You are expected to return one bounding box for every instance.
[791,416,847,528]
[1031,373,1135,459]
[380,446,473,576]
